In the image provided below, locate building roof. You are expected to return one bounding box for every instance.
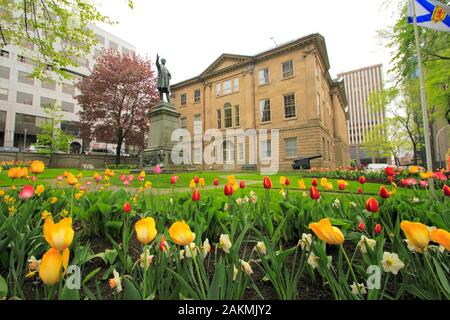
[172,33,331,90]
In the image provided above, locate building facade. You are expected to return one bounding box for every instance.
[0,24,135,152]
[171,33,350,171]
[337,64,385,164]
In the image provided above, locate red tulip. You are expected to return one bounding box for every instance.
[358,187,363,194]
[385,167,395,177]
[192,189,200,202]
[312,178,318,187]
[284,178,290,186]
[213,178,219,186]
[263,176,272,189]
[443,185,450,197]
[194,176,200,184]
[375,224,382,234]
[19,185,34,200]
[379,186,390,199]
[400,179,406,186]
[358,176,366,184]
[365,197,379,213]
[310,186,320,200]
[338,183,345,191]
[358,221,365,232]
[170,176,179,185]
[224,183,234,196]
[239,181,245,189]
[159,236,168,252]
[123,202,131,213]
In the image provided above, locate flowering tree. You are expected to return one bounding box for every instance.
[76,50,159,164]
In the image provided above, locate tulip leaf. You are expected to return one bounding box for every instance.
[82,267,102,286]
[0,274,7,299]
[105,221,123,231]
[123,277,142,300]
[60,283,80,300]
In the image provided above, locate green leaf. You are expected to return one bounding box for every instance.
[60,283,80,300]
[0,274,7,299]
[123,277,142,300]
[105,221,123,231]
[82,267,102,286]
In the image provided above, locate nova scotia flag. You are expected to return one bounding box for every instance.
[408,0,450,32]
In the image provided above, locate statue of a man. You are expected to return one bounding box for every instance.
[156,54,172,103]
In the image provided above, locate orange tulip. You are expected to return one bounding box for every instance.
[30,160,45,174]
[400,221,429,252]
[429,229,450,251]
[66,173,79,186]
[7,167,20,180]
[169,221,196,246]
[309,218,344,245]
[39,248,69,286]
[135,217,157,245]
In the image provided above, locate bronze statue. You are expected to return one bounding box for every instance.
[156,54,172,103]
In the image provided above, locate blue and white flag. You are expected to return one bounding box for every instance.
[408,0,450,32]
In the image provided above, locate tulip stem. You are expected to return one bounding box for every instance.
[143,244,148,300]
[340,245,362,297]
[189,245,206,299]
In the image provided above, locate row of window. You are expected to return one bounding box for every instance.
[0,66,77,95]
[94,34,132,55]
[0,88,75,113]
[259,93,297,123]
[216,78,239,97]
[258,60,294,85]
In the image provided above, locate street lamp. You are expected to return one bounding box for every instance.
[436,125,450,169]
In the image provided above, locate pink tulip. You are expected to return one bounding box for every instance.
[127,175,134,182]
[404,178,417,186]
[57,176,63,182]
[154,165,161,175]
[120,174,127,182]
[123,180,130,186]
[80,186,87,191]
[138,175,144,182]
[434,172,448,181]
[31,176,37,182]
[85,181,92,186]
[419,180,428,187]
[19,185,34,200]
[95,176,102,182]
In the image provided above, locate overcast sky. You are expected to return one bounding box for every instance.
[96,0,401,84]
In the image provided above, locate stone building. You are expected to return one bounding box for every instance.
[170,33,349,170]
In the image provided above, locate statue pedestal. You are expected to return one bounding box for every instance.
[142,101,181,169]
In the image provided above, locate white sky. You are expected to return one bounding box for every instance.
[96,0,401,84]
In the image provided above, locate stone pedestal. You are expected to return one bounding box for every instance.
[143,101,180,168]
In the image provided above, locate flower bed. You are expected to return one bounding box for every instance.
[0,163,449,300]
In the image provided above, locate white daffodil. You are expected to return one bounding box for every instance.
[307,252,319,269]
[249,191,258,203]
[201,239,211,257]
[184,242,198,258]
[219,234,232,253]
[381,252,405,275]
[240,260,253,275]
[350,282,367,295]
[298,233,313,252]
[109,269,122,293]
[405,240,422,253]
[224,203,229,211]
[236,198,243,205]
[357,236,377,254]
[349,201,358,208]
[139,248,154,268]
[255,241,267,255]
[332,198,341,208]
[412,197,420,203]
[28,256,41,272]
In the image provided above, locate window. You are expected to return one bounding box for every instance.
[0,50,9,58]
[235,105,240,127]
[95,34,105,45]
[194,89,201,103]
[259,68,269,85]
[223,140,233,162]
[61,101,75,113]
[224,103,232,128]
[40,97,56,108]
[260,99,271,123]
[0,66,9,79]
[284,94,296,119]
[217,110,222,129]
[42,80,56,91]
[180,93,187,106]
[238,142,244,162]
[262,140,272,158]
[62,83,75,96]
[285,138,297,158]
[216,83,221,97]
[223,80,232,95]
[233,78,239,92]
[17,92,33,105]
[0,87,8,101]
[109,41,119,51]
[282,60,294,78]
[18,71,34,85]
[194,114,201,132]
[180,117,187,128]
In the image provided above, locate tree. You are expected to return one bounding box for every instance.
[75,49,158,165]
[35,103,74,166]
[0,0,133,81]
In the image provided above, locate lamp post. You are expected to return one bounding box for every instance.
[436,125,450,169]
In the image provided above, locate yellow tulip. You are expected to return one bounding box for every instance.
[77,172,83,179]
[429,229,450,251]
[400,221,429,252]
[280,176,287,186]
[309,218,344,245]
[199,178,205,187]
[39,248,69,286]
[139,171,146,178]
[189,179,196,189]
[50,197,58,204]
[43,217,74,252]
[320,177,328,188]
[419,172,433,179]
[66,173,79,186]
[409,166,419,174]
[35,185,45,196]
[30,160,45,174]
[298,179,306,190]
[135,217,157,245]
[324,182,333,191]
[169,221,196,246]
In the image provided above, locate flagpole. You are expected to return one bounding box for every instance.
[410,0,435,195]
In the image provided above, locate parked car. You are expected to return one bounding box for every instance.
[26,145,66,154]
[86,148,116,156]
[364,163,391,172]
[0,147,20,153]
